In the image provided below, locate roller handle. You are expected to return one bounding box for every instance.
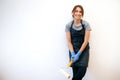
[67,58,74,67]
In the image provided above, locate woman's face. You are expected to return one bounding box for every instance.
[72,7,82,20]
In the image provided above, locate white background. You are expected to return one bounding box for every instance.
[0,0,120,80]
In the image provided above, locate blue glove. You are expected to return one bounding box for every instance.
[73,50,81,63]
[71,52,75,60]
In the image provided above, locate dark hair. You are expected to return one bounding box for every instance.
[72,5,84,17]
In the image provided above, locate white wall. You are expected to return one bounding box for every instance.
[0,0,120,80]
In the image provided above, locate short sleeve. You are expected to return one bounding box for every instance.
[82,20,92,31]
[65,21,72,32]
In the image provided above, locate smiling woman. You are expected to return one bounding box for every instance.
[65,5,91,80]
[0,0,120,80]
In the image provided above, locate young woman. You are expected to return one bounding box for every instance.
[65,5,91,80]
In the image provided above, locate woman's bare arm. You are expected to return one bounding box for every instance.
[66,32,74,52]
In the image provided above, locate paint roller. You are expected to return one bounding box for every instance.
[59,58,74,79]
[59,68,71,79]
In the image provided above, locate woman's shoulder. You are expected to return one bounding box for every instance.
[82,20,91,31]
[82,20,89,26]
[66,20,73,27]
[65,20,73,32]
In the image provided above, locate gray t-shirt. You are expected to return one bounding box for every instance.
[65,20,91,32]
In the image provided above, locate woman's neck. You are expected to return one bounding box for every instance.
[74,19,81,26]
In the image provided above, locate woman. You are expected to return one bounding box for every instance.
[65,5,91,80]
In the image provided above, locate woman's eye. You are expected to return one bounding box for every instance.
[75,10,82,13]
[79,11,82,13]
[75,10,78,12]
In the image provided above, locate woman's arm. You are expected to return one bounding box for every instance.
[66,32,74,52]
[80,30,90,52]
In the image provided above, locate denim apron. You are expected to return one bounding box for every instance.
[69,21,89,67]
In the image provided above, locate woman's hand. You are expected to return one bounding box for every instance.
[71,52,75,60]
[73,50,81,63]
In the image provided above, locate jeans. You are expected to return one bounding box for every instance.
[72,66,87,80]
